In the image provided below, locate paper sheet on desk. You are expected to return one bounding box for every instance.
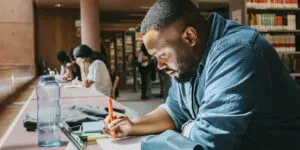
[63,84,84,88]
[65,142,76,150]
[96,136,147,150]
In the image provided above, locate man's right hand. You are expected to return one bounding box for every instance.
[103,115,134,138]
[103,108,176,138]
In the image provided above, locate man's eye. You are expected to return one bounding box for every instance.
[159,53,167,59]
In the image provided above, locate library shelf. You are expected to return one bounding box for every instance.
[248,8,300,12]
[290,73,300,77]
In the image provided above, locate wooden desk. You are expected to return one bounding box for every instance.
[0,86,135,150]
[32,84,107,100]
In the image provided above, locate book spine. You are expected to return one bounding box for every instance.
[292,0,298,8]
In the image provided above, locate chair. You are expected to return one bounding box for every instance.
[112,76,119,100]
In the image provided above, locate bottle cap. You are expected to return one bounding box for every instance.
[40,76,55,83]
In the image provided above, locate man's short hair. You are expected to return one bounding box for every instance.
[141,0,198,35]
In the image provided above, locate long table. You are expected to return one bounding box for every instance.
[0,84,137,150]
[32,84,107,100]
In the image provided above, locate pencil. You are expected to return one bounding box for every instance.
[108,97,116,140]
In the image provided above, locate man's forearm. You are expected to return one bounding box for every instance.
[129,107,176,136]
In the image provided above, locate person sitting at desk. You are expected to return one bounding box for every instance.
[57,50,81,81]
[104,0,300,149]
[73,45,112,97]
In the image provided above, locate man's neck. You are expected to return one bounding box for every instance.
[193,21,210,62]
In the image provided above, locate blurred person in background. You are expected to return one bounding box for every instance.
[73,45,112,97]
[136,44,153,99]
[56,50,81,81]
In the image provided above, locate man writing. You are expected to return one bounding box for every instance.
[104,0,300,149]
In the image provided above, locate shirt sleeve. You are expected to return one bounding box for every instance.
[188,42,271,149]
[159,79,189,131]
[87,61,104,82]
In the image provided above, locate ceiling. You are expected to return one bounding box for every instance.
[34,0,228,31]
[34,0,155,12]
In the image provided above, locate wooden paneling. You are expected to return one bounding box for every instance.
[0,0,35,104]
[0,0,34,23]
[35,8,81,70]
[0,23,34,65]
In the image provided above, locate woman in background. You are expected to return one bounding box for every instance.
[56,50,81,81]
[136,44,153,99]
[73,45,112,97]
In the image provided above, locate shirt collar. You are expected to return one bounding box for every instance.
[197,13,226,75]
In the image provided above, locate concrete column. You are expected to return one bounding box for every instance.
[80,0,100,51]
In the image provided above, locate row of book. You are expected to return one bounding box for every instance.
[248,13,296,31]
[264,34,296,52]
[247,0,299,8]
[110,42,116,71]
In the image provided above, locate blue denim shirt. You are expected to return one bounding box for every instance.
[160,13,300,150]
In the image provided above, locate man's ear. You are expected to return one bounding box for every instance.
[181,26,197,47]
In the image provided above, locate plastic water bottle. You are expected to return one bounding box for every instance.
[36,76,61,147]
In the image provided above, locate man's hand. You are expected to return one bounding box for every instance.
[103,108,176,137]
[103,115,134,138]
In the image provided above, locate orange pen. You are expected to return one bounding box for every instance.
[108,97,116,140]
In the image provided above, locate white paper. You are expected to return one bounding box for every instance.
[65,142,77,150]
[63,85,83,88]
[96,136,146,150]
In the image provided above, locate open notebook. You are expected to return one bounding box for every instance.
[96,136,147,150]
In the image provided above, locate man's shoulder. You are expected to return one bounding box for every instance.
[217,28,258,48]
[209,28,261,59]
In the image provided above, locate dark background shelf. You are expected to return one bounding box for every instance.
[247,8,300,13]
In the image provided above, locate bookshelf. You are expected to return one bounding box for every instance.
[124,29,138,92]
[109,39,116,73]
[197,1,229,19]
[258,30,300,34]
[229,0,300,76]
[116,33,125,88]
[116,34,124,72]
[247,7,300,12]
[290,73,300,77]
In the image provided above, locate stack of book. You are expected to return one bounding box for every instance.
[125,35,133,71]
[264,34,296,52]
[248,13,296,31]
[109,42,115,71]
[247,0,299,8]
[116,37,124,72]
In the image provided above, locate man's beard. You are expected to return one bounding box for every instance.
[174,55,198,83]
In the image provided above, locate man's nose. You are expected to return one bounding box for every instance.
[157,59,167,70]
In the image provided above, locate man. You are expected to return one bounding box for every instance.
[104,0,300,149]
